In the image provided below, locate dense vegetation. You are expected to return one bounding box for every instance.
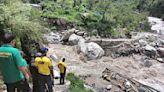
[66,73,93,92]
[0,0,46,61]
[40,0,150,37]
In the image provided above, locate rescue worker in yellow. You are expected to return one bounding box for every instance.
[58,58,67,85]
[34,50,53,92]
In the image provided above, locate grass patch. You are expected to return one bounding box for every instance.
[66,73,93,92]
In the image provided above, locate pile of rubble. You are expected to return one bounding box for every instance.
[111,32,164,62]
[102,68,160,92]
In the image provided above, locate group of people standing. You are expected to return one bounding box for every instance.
[0,33,67,92]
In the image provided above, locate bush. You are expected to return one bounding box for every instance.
[66,73,93,92]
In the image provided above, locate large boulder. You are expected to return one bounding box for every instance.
[78,41,104,60]
[139,39,147,47]
[86,42,105,60]
[69,34,84,45]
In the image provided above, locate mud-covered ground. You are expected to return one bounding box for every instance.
[48,43,164,92]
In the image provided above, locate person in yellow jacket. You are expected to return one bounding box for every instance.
[58,58,67,85]
[35,52,53,92]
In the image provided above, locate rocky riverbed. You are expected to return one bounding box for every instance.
[45,17,164,92]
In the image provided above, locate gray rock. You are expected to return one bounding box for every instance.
[157,47,164,57]
[106,85,112,90]
[149,42,156,47]
[143,45,157,58]
[144,60,152,68]
[76,31,85,36]
[139,39,147,47]
[78,41,104,60]
[144,45,156,51]
[68,34,84,45]
[86,42,105,60]
[74,29,80,33]
[124,80,131,89]
[160,40,164,45]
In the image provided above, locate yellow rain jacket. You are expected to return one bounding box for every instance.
[58,61,66,73]
[35,56,53,75]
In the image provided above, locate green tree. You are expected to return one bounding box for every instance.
[0,0,45,61]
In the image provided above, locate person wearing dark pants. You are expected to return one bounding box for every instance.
[58,58,67,85]
[30,65,39,92]
[30,53,42,92]
[5,79,30,92]
[35,52,53,92]
[60,70,66,84]
[0,33,31,92]
[38,74,53,92]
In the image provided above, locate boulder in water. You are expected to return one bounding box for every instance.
[86,42,105,60]
[78,41,104,60]
[69,34,84,45]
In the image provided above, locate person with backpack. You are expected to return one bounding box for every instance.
[58,58,67,85]
[0,33,30,92]
[35,48,54,92]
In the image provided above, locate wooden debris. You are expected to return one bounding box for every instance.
[102,68,160,92]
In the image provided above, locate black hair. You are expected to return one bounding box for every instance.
[3,33,16,44]
[62,58,65,62]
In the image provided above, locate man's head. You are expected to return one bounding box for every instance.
[40,47,48,56]
[62,58,65,62]
[2,33,16,46]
